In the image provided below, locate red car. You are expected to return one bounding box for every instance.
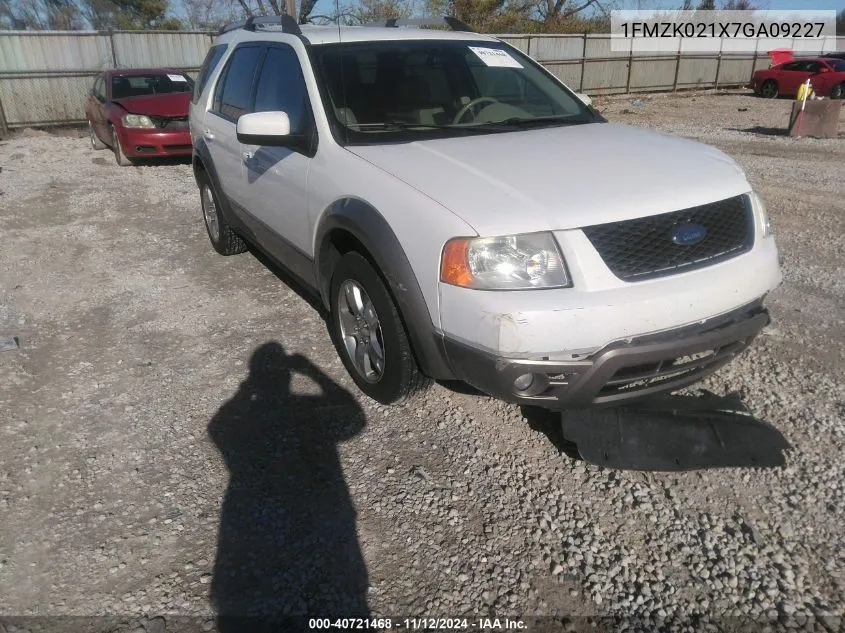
[750,57,845,100]
[85,68,194,166]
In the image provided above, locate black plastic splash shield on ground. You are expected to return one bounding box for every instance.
[560,392,790,471]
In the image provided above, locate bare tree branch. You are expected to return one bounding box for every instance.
[560,0,597,19]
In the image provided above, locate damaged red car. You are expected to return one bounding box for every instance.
[751,57,845,99]
[85,69,194,166]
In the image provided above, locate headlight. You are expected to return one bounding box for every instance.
[440,232,570,290]
[122,114,155,128]
[751,191,773,237]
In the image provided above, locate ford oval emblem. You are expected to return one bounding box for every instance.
[672,223,707,246]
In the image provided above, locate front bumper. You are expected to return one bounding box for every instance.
[443,299,769,409]
[119,127,192,157]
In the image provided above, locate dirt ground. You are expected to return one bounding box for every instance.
[0,90,843,632]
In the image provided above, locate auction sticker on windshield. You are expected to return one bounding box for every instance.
[167,74,188,82]
[468,46,523,68]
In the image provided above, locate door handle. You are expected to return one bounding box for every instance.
[203,129,215,141]
[242,151,254,164]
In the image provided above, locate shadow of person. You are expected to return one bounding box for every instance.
[208,342,369,632]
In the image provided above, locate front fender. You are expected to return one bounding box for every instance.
[314,198,455,380]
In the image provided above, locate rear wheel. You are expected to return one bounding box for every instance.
[196,169,247,256]
[759,80,779,99]
[89,122,106,150]
[329,252,430,404]
[830,82,845,100]
[111,126,132,166]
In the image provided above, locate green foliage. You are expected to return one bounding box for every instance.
[342,0,412,25]
[0,0,182,29]
[0,0,85,28]
[426,0,609,33]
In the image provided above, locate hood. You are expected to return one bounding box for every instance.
[348,123,751,235]
[113,93,190,117]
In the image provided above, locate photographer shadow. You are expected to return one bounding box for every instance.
[208,342,369,631]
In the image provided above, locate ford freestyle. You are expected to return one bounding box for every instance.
[189,16,782,408]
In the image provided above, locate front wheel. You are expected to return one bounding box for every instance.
[759,80,778,99]
[830,82,844,100]
[111,126,132,166]
[89,121,107,150]
[329,252,430,404]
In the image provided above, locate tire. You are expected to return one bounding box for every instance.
[111,126,133,166]
[830,82,845,100]
[329,252,430,405]
[88,121,107,150]
[196,169,247,256]
[759,79,778,99]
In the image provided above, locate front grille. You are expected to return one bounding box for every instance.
[150,116,189,130]
[582,195,754,282]
[595,341,745,399]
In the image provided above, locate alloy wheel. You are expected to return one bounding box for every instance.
[337,279,385,383]
[202,184,220,242]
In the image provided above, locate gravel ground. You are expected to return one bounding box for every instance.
[0,91,843,633]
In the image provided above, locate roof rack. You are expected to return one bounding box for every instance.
[371,16,474,32]
[218,14,302,36]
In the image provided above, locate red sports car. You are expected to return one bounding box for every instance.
[85,68,194,166]
[750,57,845,100]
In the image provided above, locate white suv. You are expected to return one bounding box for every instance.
[189,16,781,409]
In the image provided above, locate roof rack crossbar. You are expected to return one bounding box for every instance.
[218,14,302,36]
[369,16,473,32]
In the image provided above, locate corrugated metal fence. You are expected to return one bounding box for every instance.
[502,33,843,95]
[0,30,843,132]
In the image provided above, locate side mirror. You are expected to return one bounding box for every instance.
[575,92,592,107]
[236,111,292,145]
[817,67,831,74]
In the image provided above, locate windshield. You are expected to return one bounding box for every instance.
[827,59,845,72]
[111,73,194,99]
[311,39,598,144]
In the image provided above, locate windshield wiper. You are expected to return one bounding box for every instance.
[351,121,493,133]
[484,115,592,128]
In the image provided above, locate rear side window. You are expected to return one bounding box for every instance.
[253,45,311,134]
[193,44,228,104]
[214,45,262,120]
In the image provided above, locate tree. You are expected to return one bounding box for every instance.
[696,0,714,9]
[342,0,411,24]
[0,0,182,29]
[425,0,609,32]
[836,8,844,36]
[720,0,756,9]
[0,0,84,29]
[222,0,320,24]
[180,0,237,30]
[109,0,181,28]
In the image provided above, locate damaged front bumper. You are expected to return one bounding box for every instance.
[443,299,769,409]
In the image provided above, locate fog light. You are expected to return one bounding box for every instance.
[513,373,534,391]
